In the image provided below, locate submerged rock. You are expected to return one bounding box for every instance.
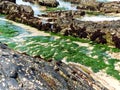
[0,42,108,90]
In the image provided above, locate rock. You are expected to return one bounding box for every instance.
[38,0,59,7]
[0,0,16,3]
[23,0,59,7]
[1,0,120,49]
[90,30,107,44]
[19,5,34,16]
[112,35,120,49]
[77,1,120,13]
[100,1,120,13]
[0,1,34,16]
[0,43,108,90]
[23,0,35,3]
[63,0,96,4]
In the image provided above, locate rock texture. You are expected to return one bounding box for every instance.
[0,42,108,90]
[0,0,16,3]
[0,1,34,16]
[64,0,120,13]
[77,1,120,13]
[23,0,59,7]
[100,1,120,13]
[40,10,120,48]
[63,0,96,4]
[38,0,59,7]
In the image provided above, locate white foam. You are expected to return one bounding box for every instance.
[80,15,120,22]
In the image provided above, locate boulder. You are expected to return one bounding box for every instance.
[38,0,59,7]
[19,5,34,16]
[23,0,59,7]
[0,1,34,16]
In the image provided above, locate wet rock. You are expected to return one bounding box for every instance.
[90,30,107,44]
[0,1,34,16]
[0,0,16,3]
[23,0,59,7]
[38,0,59,7]
[77,1,120,14]
[100,1,120,13]
[112,35,120,49]
[19,5,34,16]
[1,0,120,49]
[23,0,35,3]
[0,42,108,90]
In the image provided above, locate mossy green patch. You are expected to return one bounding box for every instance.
[85,11,104,16]
[13,35,120,80]
[0,18,22,38]
[45,7,66,12]
[0,19,120,80]
[0,25,19,37]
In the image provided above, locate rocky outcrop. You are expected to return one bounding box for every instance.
[0,0,16,3]
[63,0,96,4]
[0,42,108,90]
[23,0,59,7]
[0,1,34,16]
[1,0,120,48]
[39,10,120,48]
[100,1,120,13]
[64,0,120,14]
[77,1,120,14]
[38,0,59,7]
[1,1,120,49]
[0,1,86,33]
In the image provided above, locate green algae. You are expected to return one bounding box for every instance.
[45,7,66,12]
[0,25,19,37]
[85,11,104,16]
[0,18,120,80]
[11,34,120,80]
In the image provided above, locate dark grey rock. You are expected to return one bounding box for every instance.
[0,42,107,90]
